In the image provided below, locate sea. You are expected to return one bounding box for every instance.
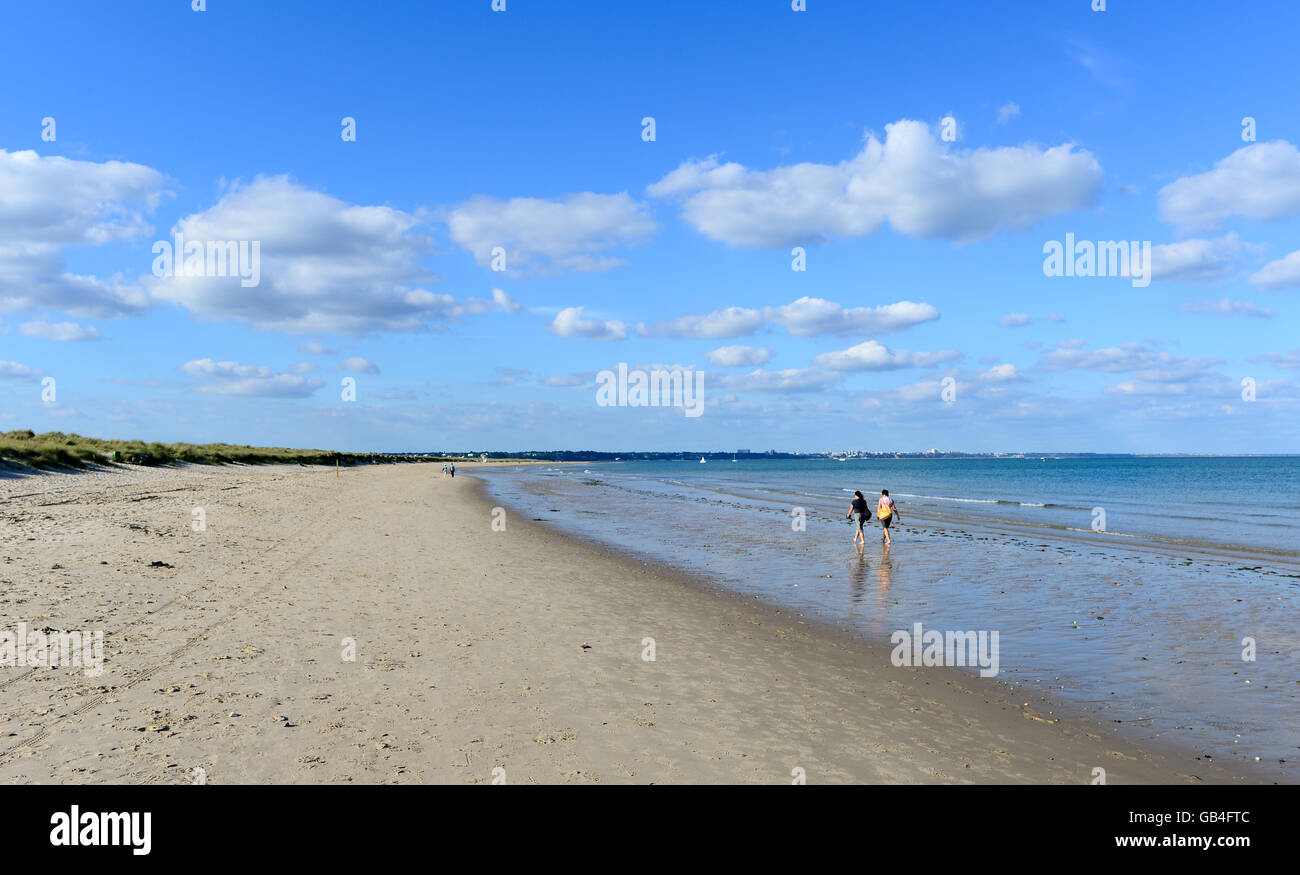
[477,456,1300,777]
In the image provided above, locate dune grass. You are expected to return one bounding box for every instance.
[0,430,448,471]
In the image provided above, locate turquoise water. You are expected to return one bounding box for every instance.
[479,457,1300,778]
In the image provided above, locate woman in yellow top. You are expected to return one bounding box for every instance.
[877,489,901,545]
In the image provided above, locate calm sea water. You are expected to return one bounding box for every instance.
[555,456,1299,554]
[478,457,1300,777]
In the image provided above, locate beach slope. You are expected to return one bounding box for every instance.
[0,464,1258,784]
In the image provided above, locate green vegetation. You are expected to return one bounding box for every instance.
[0,431,452,471]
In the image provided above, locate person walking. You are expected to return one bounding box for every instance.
[877,489,901,545]
[846,490,871,546]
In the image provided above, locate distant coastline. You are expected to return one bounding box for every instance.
[424,449,1300,462]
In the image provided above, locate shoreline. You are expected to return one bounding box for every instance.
[0,463,1282,784]
[463,466,1280,784]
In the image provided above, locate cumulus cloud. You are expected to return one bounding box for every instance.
[298,340,337,356]
[896,381,937,402]
[637,306,764,339]
[705,345,774,367]
[480,288,523,313]
[1150,233,1253,283]
[146,176,450,334]
[548,306,628,341]
[1158,141,1300,231]
[980,363,1020,382]
[180,358,323,398]
[18,320,102,341]
[1249,249,1300,289]
[639,297,939,339]
[813,340,960,372]
[996,102,1021,124]
[0,149,167,317]
[1039,342,1222,382]
[999,312,1033,327]
[647,119,1102,247]
[0,360,41,382]
[1179,298,1273,318]
[341,356,380,375]
[445,192,655,275]
[767,298,940,337]
[716,367,840,393]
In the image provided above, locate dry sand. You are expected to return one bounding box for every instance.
[0,463,1266,784]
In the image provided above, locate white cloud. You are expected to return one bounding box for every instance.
[292,361,319,374]
[1158,141,1300,231]
[146,176,451,334]
[1249,249,1300,289]
[647,119,1102,247]
[0,360,41,382]
[705,345,774,367]
[18,320,102,341]
[1040,343,1221,381]
[999,312,1033,327]
[490,288,522,312]
[717,367,840,393]
[298,340,336,355]
[996,102,1021,124]
[1150,233,1252,283]
[548,306,628,341]
[1251,350,1300,369]
[445,192,655,275]
[638,306,764,339]
[541,374,588,387]
[639,297,939,339]
[341,356,380,375]
[767,298,939,337]
[446,287,523,318]
[1179,298,1273,318]
[0,149,167,317]
[813,340,961,372]
[181,358,323,398]
[980,363,1020,382]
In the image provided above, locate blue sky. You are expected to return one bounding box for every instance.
[2,0,1298,453]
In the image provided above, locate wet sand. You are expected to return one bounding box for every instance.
[0,463,1273,783]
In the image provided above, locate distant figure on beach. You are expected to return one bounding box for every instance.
[846,490,870,546]
[877,489,901,545]
[449,464,455,478]
[441,464,448,477]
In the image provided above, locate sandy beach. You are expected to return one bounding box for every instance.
[0,463,1269,784]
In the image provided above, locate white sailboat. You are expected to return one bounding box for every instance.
[699,456,706,463]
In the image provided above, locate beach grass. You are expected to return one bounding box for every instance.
[0,430,453,471]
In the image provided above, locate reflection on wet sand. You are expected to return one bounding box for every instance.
[479,465,1300,774]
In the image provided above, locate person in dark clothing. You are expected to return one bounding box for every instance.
[846,490,871,546]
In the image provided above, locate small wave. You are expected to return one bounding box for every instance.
[897,492,999,505]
